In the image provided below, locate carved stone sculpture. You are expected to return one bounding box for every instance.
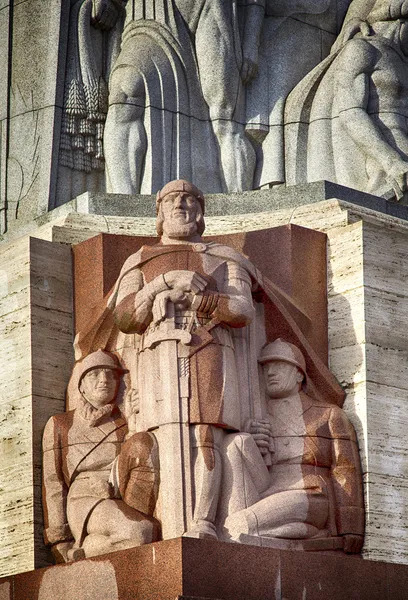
[245,0,351,188]
[285,0,408,201]
[57,0,125,205]
[104,0,264,195]
[42,350,160,562]
[221,339,365,553]
[109,179,257,538]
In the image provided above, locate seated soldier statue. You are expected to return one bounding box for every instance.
[221,339,365,553]
[42,350,160,562]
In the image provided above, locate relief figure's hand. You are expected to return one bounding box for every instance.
[241,43,259,85]
[248,419,273,456]
[387,162,408,200]
[152,289,193,323]
[91,0,121,31]
[163,270,209,293]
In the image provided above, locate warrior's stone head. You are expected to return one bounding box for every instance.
[258,338,306,399]
[76,349,127,409]
[155,179,205,240]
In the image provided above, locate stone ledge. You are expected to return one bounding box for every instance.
[1,537,407,600]
[2,181,408,246]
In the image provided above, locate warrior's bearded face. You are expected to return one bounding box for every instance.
[160,192,202,238]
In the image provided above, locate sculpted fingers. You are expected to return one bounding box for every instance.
[152,291,169,323]
[190,273,208,293]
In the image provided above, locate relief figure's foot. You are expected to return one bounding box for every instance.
[183,519,218,540]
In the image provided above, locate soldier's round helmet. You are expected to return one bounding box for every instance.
[258,338,306,378]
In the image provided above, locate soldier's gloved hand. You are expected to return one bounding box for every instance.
[91,0,120,31]
[163,270,209,293]
[248,419,273,456]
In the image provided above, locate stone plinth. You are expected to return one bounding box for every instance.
[1,538,407,600]
[2,183,408,575]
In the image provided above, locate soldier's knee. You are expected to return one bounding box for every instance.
[120,431,159,467]
[224,432,252,456]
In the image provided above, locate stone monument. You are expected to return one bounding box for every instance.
[42,349,160,562]
[2,0,408,598]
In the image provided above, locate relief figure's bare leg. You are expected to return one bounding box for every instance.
[104,66,147,194]
[224,489,329,541]
[195,2,255,192]
[184,425,224,539]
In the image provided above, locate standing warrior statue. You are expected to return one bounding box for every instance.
[104,0,264,194]
[110,179,257,538]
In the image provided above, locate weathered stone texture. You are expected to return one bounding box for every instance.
[0,236,73,576]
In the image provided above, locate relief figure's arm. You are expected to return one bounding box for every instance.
[91,0,126,31]
[241,1,265,84]
[336,39,408,193]
[113,269,170,334]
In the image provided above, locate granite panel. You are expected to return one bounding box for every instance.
[10,0,63,114]
[4,539,408,599]
[0,6,10,123]
[7,105,62,226]
[365,382,408,478]
[326,221,364,296]
[363,225,408,297]
[364,287,408,352]
[182,539,280,600]
[0,580,11,600]
[328,288,365,350]
[280,550,387,600]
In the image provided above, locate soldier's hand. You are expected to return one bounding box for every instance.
[91,0,120,31]
[164,270,209,293]
[152,289,193,323]
[248,419,273,456]
[343,534,364,554]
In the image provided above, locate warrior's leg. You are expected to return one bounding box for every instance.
[195,1,255,192]
[104,65,147,194]
[224,489,329,541]
[221,433,270,515]
[83,499,160,558]
[184,424,224,539]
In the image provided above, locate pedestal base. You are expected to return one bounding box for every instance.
[0,538,407,600]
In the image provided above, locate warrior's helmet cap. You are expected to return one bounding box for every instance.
[77,349,128,388]
[258,338,307,378]
[156,179,205,214]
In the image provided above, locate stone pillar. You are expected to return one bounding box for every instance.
[0,236,73,576]
[327,219,408,563]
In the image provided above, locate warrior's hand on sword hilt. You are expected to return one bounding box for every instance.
[163,270,209,294]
